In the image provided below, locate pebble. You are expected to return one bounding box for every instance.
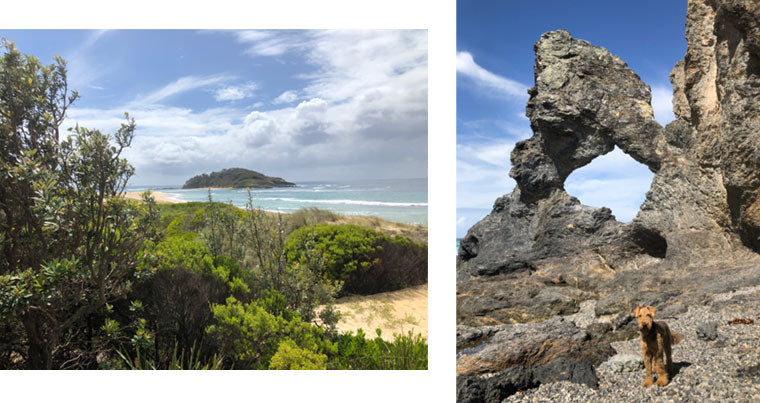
[504,287,760,402]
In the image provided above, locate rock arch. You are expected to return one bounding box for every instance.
[459,1,760,328]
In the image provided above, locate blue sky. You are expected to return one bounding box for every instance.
[0,30,428,185]
[457,1,688,238]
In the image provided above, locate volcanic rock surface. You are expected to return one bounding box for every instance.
[457,0,760,400]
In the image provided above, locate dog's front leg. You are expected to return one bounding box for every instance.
[655,353,669,386]
[642,352,654,387]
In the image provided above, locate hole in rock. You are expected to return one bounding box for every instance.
[629,225,668,259]
[564,147,654,223]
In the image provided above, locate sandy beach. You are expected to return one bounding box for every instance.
[331,284,428,341]
[124,191,185,204]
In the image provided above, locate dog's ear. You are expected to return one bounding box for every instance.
[648,306,657,316]
[633,306,641,315]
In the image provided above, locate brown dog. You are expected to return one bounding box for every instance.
[633,305,684,387]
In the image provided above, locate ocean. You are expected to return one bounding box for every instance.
[127,178,427,226]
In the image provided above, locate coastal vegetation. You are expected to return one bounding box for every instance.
[0,40,427,370]
[182,167,295,189]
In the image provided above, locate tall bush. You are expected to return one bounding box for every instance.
[0,39,159,369]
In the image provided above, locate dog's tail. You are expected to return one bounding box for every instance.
[671,332,684,345]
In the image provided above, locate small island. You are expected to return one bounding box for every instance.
[182,168,296,189]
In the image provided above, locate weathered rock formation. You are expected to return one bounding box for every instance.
[457,0,760,400]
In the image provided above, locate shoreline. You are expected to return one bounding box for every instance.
[123,190,428,242]
[124,191,185,204]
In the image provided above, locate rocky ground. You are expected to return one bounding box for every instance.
[497,286,760,402]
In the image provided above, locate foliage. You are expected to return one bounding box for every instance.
[201,191,341,324]
[126,234,247,368]
[285,224,381,283]
[182,167,294,189]
[111,341,224,370]
[0,39,160,369]
[284,224,428,295]
[203,192,247,262]
[205,295,336,369]
[269,338,327,370]
[329,329,428,370]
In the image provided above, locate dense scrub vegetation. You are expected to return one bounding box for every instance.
[0,40,427,370]
[182,167,295,189]
[285,224,427,295]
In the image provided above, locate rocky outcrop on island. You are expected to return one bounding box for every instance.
[457,0,760,400]
[182,168,295,189]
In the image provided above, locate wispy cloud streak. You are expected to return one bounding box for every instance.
[456,51,528,98]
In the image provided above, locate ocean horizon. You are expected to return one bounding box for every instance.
[127,178,427,226]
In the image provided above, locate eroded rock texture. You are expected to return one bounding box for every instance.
[457,0,760,399]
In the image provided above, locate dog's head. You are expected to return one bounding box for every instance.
[633,305,656,335]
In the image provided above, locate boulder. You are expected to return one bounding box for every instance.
[696,321,720,341]
[599,353,645,374]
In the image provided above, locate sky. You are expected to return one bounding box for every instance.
[456,1,688,238]
[0,29,428,185]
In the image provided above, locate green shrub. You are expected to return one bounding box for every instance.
[128,235,253,368]
[329,329,428,370]
[285,224,381,283]
[284,224,427,295]
[269,338,327,370]
[205,295,336,369]
[0,39,161,369]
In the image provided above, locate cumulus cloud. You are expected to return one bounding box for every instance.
[66,30,428,185]
[456,51,528,99]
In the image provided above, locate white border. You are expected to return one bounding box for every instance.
[1,0,456,402]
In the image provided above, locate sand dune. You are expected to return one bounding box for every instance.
[332,284,427,341]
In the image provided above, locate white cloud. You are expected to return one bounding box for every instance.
[457,140,516,208]
[234,30,306,57]
[651,85,675,126]
[66,30,428,185]
[565,147,654,222]
[65,105,240,140]
[63,30,113,93]
[456,51,528,99]
[139,75,231,105]
[273,90,299,104]
[214,82,258,101]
